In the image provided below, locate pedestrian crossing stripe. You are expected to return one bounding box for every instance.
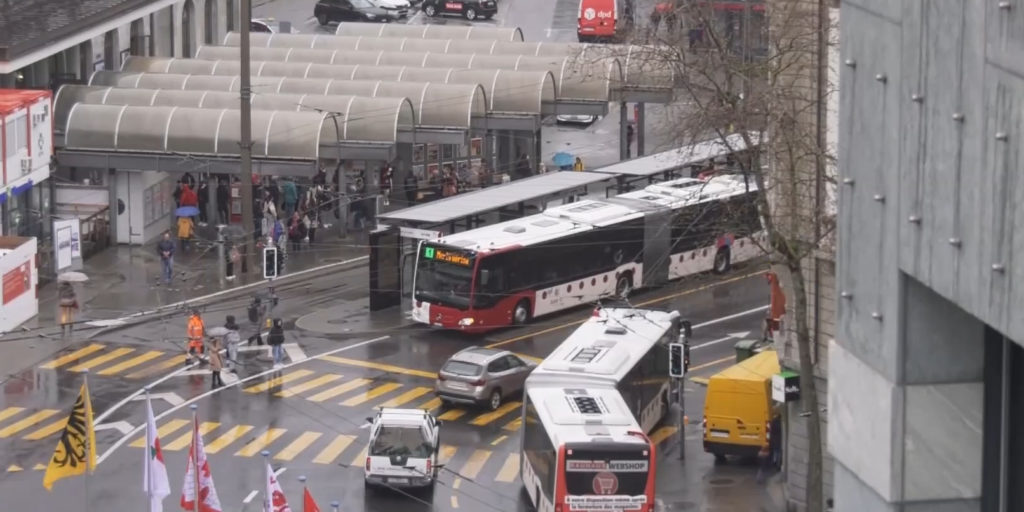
[313,434,355,465]
[38,344,105,369]
[69,347,135,372]
[243,369,315,393]
[496,453,519,483]
[205,425,254,454]
[235,428,287,456]
[0,409,59,438]
[96,350,164,376]
[275,431,322,461]
[470,402,521,426]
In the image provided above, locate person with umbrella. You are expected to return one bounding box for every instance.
[57,281,78,337]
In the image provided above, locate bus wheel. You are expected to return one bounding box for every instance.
[713,248,731,274]
[615,274,632,297]
[513,300,531,324]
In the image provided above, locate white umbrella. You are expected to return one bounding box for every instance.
[207,326,230,337]
[58,271,89,283]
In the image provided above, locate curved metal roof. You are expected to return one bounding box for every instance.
[64,104,333,159]
[333,22,524,41]
[54,84,415,143]
[88,72,487,129]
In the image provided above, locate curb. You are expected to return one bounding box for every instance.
[689,376,710,386]
[90,255,368,336]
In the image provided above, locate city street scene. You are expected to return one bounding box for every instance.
[0,0,1017,511]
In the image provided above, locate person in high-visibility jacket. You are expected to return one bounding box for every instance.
[186,309,206,365]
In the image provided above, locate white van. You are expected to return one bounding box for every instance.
[364,408,442,494]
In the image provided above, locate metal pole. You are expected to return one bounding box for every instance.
[239,0,256,277]
[677,378,685,460]
[191,404,199,512]
[331,500,340,512]
[216,225,225,285]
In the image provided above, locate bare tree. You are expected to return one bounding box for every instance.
[578,1,839,510]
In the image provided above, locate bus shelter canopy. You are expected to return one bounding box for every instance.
[53,84,415,144]
[332,22,524,41]
[90,70,485,130]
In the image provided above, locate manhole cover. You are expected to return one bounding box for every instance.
[662,501,697,511]
[707,477,736,487]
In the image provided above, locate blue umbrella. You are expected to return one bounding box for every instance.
[552,152,575,168]
[175,205,199,217]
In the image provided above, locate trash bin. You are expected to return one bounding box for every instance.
[734,339,761,363]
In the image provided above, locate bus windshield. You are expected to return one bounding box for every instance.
[415,245,475,309]
[563,445,651,510]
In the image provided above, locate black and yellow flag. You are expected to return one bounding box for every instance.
[43,380,97,490]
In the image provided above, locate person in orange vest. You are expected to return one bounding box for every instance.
[186,309,206,366]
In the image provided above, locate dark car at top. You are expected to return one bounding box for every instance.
[314,0,397,25]
[421,0,497,20]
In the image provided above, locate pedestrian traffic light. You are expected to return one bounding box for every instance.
[669,343,684,378]
[263,247,278,279]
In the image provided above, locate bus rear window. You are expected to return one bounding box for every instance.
[563,448,650,498]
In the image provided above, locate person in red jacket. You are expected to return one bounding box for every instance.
[179,182,198,208]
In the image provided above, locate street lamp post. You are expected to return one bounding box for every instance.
[238,0,256,276]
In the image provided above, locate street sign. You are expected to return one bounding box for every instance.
[400,226,443,240]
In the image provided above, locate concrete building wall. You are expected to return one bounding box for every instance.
[834,0,1024,510]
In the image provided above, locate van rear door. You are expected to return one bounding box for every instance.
[703,384,768,454]
[577,0,617,42]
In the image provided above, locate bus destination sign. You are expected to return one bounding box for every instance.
[423,246,472,266]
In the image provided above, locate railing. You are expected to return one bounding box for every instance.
[80,206,111,259]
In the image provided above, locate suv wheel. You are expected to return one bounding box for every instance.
[424,4,437,15]
[488,389,502,411]
[464,6,477,19]
[316,13,329,25]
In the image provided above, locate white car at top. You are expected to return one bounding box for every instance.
[366,0,412,17]
[363,408,441,494]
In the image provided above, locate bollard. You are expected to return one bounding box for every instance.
[216,225,226,286]
[330,500,340,512]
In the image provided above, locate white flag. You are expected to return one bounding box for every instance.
[143,396,171,512]
[265,461,292,512]
[180,416,222,512]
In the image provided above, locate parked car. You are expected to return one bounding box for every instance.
[314,0,397,25]
[420,0,497,20]
[367,0,411,18]
[435,347,535,410]
[364,409,441,494]
[556,114,598,125]
[249,18,296,33]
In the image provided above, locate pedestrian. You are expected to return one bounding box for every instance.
[157,231,175,285]
[179,181,198,208]
[177,215,194,253]
[626,123,635,158]
[197,179,210,226]
[288,212,306,252]
[226,242,239,281]
[57,281,78,337]
[404,172,418,205]
[173,181,183,208]
[305,188,320,245]
[380,166,393,206]
[262,190,278,236]
[442,167,457,197]
[267,318,285,368]
[247,297,266,346]
[282,178,298,219]
[514,154,532,179]
[313,165,327,186]
[224,315,241,373]
[186,309,206,366]
[769,414,783,468]
[216,179,230,224]
[573,156,585,171]
[756,443,771,483]
[208,337,224,389]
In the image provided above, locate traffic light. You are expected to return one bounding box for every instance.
[669,343,684,378]
[263,247,278,279]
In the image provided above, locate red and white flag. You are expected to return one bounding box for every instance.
[265,461,292,512]
[302,486,321,512]
[143,396,171,512]
[180,416,222,512]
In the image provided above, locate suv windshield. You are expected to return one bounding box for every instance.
[443,360,483,377]
[370,426,432,458]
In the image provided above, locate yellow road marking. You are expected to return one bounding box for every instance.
[515,353,543,363]
[97,350,165,376]
[378,386,432,408]
[0,409,59,438]
[0,406,25,423]
[205,425,254,454]
[244,369,315,393]
[314,434,355,465]
[39,343,105,369]
[470,401,521,426]
[690,377,710,385]
[453,477,462,489]
[451,496,458,508]
[127,356,186,379]
[275,374,343,398]
[650,426,678,445]
[130,418,190,448]
[350,446,368,467]
[235,428,288,457]
[496,453,520,483]
[460,449,491,479]
[7,464,22,472]
[274,431,322,461]
[23,417,68,440]
[306,378,371,403]
[438,409,466,421]
[69,347,134,372]
[439,444,456,464]
[689,356,735,372]
[322,355,437,379]
[503,417,522,431]
[164,422,220,451]
[340,382,401,407]
[490,435,508,446]
[414,397,442,412]
[486,269,767,348]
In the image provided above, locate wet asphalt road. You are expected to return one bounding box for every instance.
[0,258,777,511]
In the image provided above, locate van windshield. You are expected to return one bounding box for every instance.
[370,426,432,458]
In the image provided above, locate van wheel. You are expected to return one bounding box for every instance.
[464,7,477,19]
[316,13,329,25]
[615,274,632,298]
[488,389,503,411]
[713,453,727,464]
[713,248,731,274]
[424,4,437,16]
[513,300,531,325]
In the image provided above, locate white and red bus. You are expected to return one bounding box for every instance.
[520,383,656,512]
[410,174,763,331]
[528,307,680,433]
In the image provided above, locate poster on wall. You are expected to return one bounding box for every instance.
[413,144,425,164]
[3,261,31,305]
[470,138,483,157]
[426,144,439,162]
[54,225,72,271]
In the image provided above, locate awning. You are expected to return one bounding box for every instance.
[333,22,523,41]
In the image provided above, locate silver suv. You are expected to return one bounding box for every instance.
[435,347,535,410]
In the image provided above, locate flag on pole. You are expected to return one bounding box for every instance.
[180,415,222,512]
[302,486,321,512]
[143,395,171,512]
[265,462,292,512]
[43,380,97,490]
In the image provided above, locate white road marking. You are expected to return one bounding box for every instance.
[692,305,769,330]
[94,359,204,425]
[130,392,184,406]
[97,335,391,465]
[692,331,751,351]
[243,491,259,504]
[284,343,307,363]
[94,421,133,435]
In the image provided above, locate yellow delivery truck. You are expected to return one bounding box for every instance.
[702,349,781,462]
